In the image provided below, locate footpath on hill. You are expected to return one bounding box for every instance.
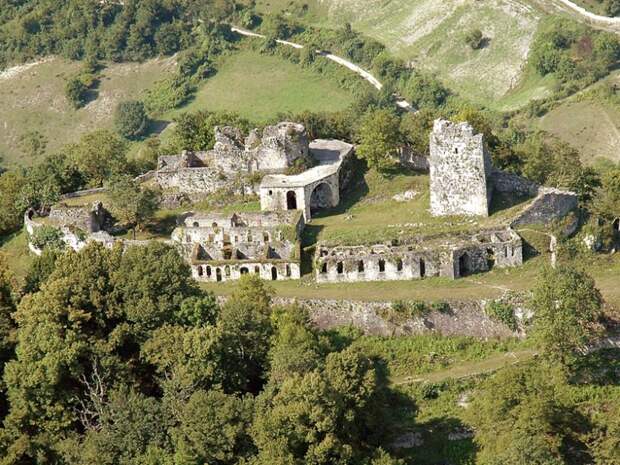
[230,26,413,110]
[541,0,620,32]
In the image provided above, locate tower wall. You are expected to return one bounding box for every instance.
[429,119,492,217]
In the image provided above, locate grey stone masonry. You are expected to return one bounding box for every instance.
[430,119,492,217]
[315,229,522,283]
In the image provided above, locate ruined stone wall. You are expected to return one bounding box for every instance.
[315,230,522,283]
[251,123,309,172]
[280,298,517,338]
[490,168,539,197]
[156,167,229,195]
[429,119,492,217]
[192,261,301,282]
[511,188,578,227]
[48,202,108,233]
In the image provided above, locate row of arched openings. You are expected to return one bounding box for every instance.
[321,258,426,277]
[197,264,292,281]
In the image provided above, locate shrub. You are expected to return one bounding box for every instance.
[464,29,484,50]
[485,300,518,331]
[114,100,149,139]
[65,77,88,109]
[31,225,65,251]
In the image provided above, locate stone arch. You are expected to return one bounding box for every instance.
[458,253,471,277]
[271,266,278,281]
[310,182,334,212]
[286,191,297,210]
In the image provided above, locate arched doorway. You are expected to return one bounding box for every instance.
[310,183,333,213]
[286,191,297,210]
[486,248,495,270]
[458,253,471,277]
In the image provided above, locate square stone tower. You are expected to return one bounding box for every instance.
[429,119,492,217]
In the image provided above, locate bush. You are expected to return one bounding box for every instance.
[30,225,65,251]
[114,100,149,139]
[464,29,484,50]
[485,300,518,331]
[65,77,88,109]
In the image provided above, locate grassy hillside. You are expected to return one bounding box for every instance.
[0,56,176,168]
[258,0,550,109]
[167,50,354,122]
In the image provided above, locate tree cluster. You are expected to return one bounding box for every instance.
[0,244,403,465]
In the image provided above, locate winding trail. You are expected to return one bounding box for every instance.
[392,335,620,386]
[230,26,413,110]
[544,0,620,32]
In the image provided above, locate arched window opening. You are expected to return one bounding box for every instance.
[321,263,328,274]
[240,267,249,275]
[254,266,260,274]
[225,265,231,277]
[271,267,278,281]
[378,259,386,273]
[286,264,291,277]
[206,266,212,277]
[396,258,403,272]
[358,260,365,273]
[197,266,203,277]
[419,259,426,278]
[337,262,344,274]
[286,191,297,210]
[193,222,199,227]
[216,268,222,282]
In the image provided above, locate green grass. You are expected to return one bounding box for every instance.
[0,56,176,168]
[166,50,355,122]
[0,231,33,281]
[303,169,532,246]
[263,0,549,109]
[537,74,620,165]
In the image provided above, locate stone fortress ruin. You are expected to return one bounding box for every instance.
[25,118,579,284]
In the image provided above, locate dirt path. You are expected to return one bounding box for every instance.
[230,26,413,110]
[392,335,620,386]
[392,349,537,386]
[542,0,620,32]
